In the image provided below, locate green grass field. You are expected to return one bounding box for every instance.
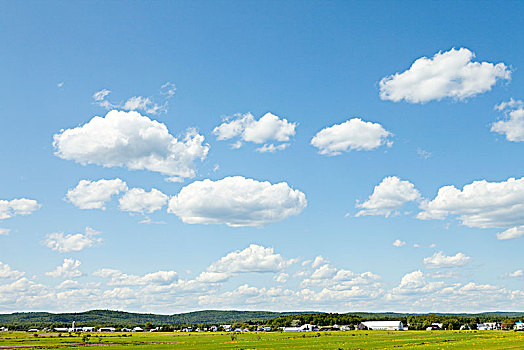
[0,330,522,349]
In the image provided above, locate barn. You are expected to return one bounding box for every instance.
[361,321,404,331]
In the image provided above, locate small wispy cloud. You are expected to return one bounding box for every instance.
[393,239,406,247]
[417,148,432,159]
[92,82,175,115]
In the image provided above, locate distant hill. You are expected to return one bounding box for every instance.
[0,310,316,326]
[1,310,523,328]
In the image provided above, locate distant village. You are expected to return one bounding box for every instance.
[2,320,523,333]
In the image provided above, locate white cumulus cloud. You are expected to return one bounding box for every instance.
[418,177,524,239]
[491,99,524,142]
[93,269,178,286]
[66,179,128,210]
[311,256,327,268]
[423,251,471,269]
[44,227,102,253]
[168,176,307,227]
[46,259,83,279]
[53,110,209,180]
[197,244,293,283]
[390,270,444,296]
[0,228,9,236]
[301,263,382,296]
[0,198,41,220]
[0,262,24,279]
[213,112,296,152]
[274,273,289,283]
[502,269,523,279]
[356,176,421,217]
[119,188,168,214]
[496,226,524,240]
[379,48,511,103]
[311,118,392,156]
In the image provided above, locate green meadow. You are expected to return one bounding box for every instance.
[0,330,523,349]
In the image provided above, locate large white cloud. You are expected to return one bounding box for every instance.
[0,262,24,279]
[46,259,83,279]
[423,251,471,269]
[197,244,293,283]
[44,227,102,252]
[389,270,444,296]
[168,176,307,227]
[200,264,384,309]
[213,112,296,152]
[379,48,511,103]
[356,176,421,217]
[418,177,524,239]
[384,271,524,313]
[53,110,209,180]
[496,226,524,240]
[0,198,41,220]
[2,246,524,313]
[93,269,178,286]
[119,188,168,213]
[491,99,524,142]
[66,179,128,210]
[311,118,392,156]
[301,263,382,293]
[198,284,296,308]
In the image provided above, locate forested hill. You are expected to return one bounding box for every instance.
[1,310,523,328]
[0,310,315,326]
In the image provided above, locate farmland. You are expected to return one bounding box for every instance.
[0,330,522,349]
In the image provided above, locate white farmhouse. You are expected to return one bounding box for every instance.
[361,321,404,331]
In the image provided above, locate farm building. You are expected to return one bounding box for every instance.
[53,328,69,332]
[98,327,116,332]
[283,324,317,332]
[514,322,523,330]
[53,321,86,333]
[361,321,404,331]
[477,322,501,330]
[426,323,443,331]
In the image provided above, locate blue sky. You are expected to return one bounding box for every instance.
[1,0,523,313]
